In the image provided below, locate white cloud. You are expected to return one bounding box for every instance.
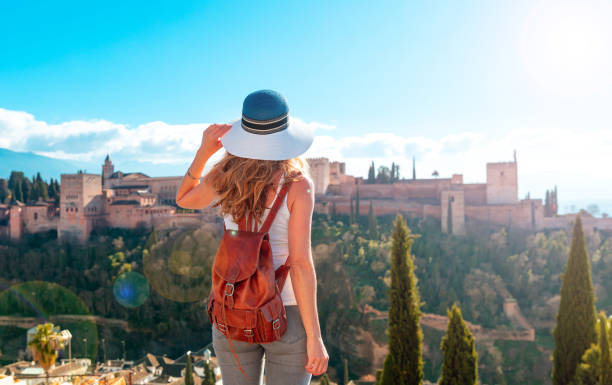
[304,126,612,203]
[1,106,610,205]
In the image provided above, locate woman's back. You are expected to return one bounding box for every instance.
[222,171,297,305]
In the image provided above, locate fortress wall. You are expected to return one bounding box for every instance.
[465,202,536,230]
[391,181,449,201]
[355,184,395,199]
[462,184,487,205]
[134,177,182,206]
[22,206,57,234]
[539,215,612,232]
[332,179,454,201]
[106,205,176,230]
[315,198,428,217]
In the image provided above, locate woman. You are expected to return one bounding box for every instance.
[175,90,329,384]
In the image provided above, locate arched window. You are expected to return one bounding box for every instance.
[34,212,38,220]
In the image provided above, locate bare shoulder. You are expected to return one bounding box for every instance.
[287,175,314,212]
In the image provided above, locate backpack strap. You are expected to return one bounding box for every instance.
[259,181,290,233]
[275,258,291,292]
[236,173,290,233]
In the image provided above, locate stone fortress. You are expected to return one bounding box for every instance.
[308,152,612,235]
[1,152,610,243]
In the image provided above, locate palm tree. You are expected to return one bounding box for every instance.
[27,322,67,385]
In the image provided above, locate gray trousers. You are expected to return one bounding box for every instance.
[212,305,312,385]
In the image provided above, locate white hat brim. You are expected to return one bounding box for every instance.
[220,117,314,160]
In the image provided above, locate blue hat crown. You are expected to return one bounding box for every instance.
[241,90,289,135]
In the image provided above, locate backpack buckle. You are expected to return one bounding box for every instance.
[224,283,234,296]
[243,329,254,337]
[272,319,280,330]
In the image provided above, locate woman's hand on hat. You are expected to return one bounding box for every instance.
[199,124,232,157]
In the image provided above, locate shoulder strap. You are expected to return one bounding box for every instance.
[237,173,290,233]
[260,181,290,233]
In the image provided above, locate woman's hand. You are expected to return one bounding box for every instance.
[305,335,329,376]
[199,123,232,157]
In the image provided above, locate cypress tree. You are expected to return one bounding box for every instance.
[332,201,337,219]
[552,215,598,385]
[320,373,331,385]
[600,311,612,385]
[368,200,378,239]
[447,197,453,235]
[350,197,354,225]
[344,357,349,385]
[0,179,9,204]
[202,359,215,385]
[439,303,478,385]
[14,182,24,203]
[368,161,376,184]
[380,214,423,385]
[184,352,194,385]
[355,185,360,219]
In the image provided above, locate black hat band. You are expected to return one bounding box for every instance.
[241,113,289,135]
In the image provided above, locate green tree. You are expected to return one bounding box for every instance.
[184,352,194,385]
[439,303,478,385]
[350,197,354,225]
[380,214,423,385]
[376,166,391,184]
[203,359,216,385]
[447,197,453,235]
[14,180,24,202]
[553,216,598,385]
[571,346,601,385]
[368,161,376,184]
[368,200,379,239]
[0,179,10,204]
[344,357,349,385]
[599,311,612,385]
[355,185,360,219]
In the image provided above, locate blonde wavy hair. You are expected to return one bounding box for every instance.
[205,152,310,226]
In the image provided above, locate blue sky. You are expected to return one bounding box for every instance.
[1,0,611,214]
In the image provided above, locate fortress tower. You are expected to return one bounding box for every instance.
[486,153,518,205]
[58,172,102,243]
[102,154,114,189]
[307,158,331,195]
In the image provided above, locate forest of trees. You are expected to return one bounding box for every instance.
[1,204,612,384]
[366,161,401,184]
[0,171,61,205]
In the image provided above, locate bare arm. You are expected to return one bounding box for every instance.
[287,176,329,375]
[175,124,230,209]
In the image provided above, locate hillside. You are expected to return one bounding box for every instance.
[0,213,611,384]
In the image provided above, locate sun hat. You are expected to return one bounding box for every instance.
[220,90,315,160]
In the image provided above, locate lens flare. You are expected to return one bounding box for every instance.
[143,223,219,302]
[112,272,150,308]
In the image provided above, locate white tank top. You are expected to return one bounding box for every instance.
[222,173,297,306]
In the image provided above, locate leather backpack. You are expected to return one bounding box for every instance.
[206,178,293,380]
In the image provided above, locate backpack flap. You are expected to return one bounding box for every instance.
[213,229,267,283]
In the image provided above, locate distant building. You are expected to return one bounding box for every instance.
[1,153,610,241]
[306,155,612,235]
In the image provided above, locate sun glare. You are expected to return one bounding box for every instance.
[518,0,612,98]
